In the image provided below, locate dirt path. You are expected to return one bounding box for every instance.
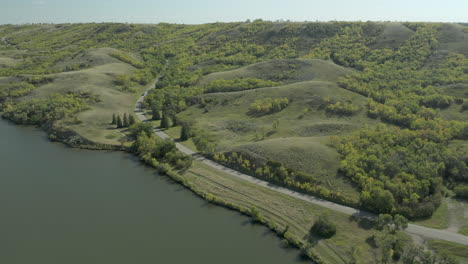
[134,78,468,246]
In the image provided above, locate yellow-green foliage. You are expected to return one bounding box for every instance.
[0,82,35,100]
[213,151,358,207]
[325,101,360,115]
[2,92,95,125]
[114,74,136,93]
[337,126,467,218]
[304,26,371,68]
[110,52,144,69]
[249,97,289,114]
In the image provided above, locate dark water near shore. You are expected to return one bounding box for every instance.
[0,119,306,264]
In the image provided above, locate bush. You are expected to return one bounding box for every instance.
[461,101,468,112]
[454,184,468,199]
[128,122,153,139]
[325,101,360,115]
[310,214,336,238]
[249,97,289,115]
[205,78,280,93]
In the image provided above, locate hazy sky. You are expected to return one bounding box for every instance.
[0,0,467,24]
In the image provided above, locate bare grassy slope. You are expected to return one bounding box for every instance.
[199,59,355,85]
[370,22,415,49]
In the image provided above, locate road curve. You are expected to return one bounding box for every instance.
[134,78,468,246]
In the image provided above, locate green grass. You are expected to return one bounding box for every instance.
[438,23,468,56]
[413,199,449,229]
[232,137,360,201]
[0,57,20,67]
[25,48,147,145]
[459,227,468,236]
[53,47,134,70]
[370,22,415,49]
[198,59,355,86]
[181,160,381,264]
[440,104,468,122]
[442,83,468,99]
[177,78,379,198]
[429,240,468,261]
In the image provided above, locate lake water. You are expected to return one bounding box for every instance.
[0,119,306,264]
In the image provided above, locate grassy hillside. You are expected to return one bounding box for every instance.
[198,59,355,85]
[176,75,379,204]
[370,22,415,49]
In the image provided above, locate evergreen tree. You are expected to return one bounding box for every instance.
[161,112,170,129]
[128,114,136,125]
[123,113,129,127]
[151,105,161,120]
[170,113,178,127]
[180,124,191,141]
[111,113,116,125]
[116,115,123,128]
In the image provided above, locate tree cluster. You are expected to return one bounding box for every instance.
[337,126,467,218]
[112,113,135,128]
[325,101,360,116]
[249,97,289,115]
[132,132,192,170]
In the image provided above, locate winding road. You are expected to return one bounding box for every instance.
[134,78,468,246]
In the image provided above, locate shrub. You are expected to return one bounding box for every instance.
[310,214,336,238]
[249,97,289,115]
[461,101,468,112]
[454,184,468,199]
[128,122,153,139]
[325,101,359,115]
[205,78,280,93]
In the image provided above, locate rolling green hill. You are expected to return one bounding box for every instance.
[0,21,467,263]
[198,58,355,85]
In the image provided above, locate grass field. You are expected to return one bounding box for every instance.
[429,240,468,263]
[181,160,382,264]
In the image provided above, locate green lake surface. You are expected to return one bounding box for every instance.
[0,119,307,264]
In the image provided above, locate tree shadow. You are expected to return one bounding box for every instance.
[366,235,378,248]
[348,214,376,230]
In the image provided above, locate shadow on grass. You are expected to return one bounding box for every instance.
[348,214,376,230]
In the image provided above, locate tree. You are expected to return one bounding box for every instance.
[152,105,161,120]
[161,112,170,129]
[310,214,336,238]
[180,122,192,141]
[374,214,409,263]
[376,214,408,234]
[128,122,153,139]
[116,115,123,128]
[128,114,136,125]
[272,119,280,130]
[111,113,116,125]
[123,113,129,127]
